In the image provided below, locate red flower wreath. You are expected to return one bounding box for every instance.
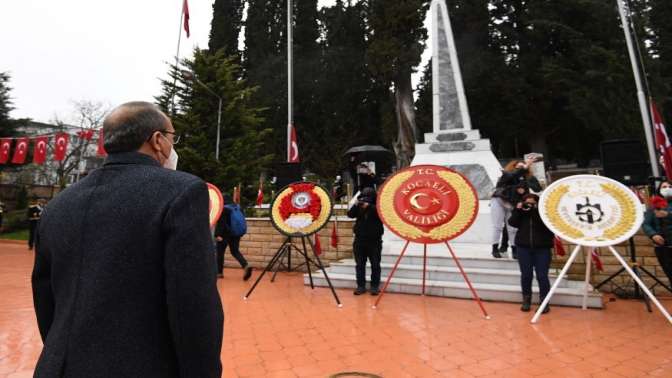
[279,183,322,221]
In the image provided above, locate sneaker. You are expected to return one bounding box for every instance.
[243,266,253,281]
[370,287,380,296]
[542,304,551,314]
[353,287,367,295]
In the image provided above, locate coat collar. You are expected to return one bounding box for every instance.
[103,152,162,168]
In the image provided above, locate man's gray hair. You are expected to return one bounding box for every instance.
[103,102,169,153]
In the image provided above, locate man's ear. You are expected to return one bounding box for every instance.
[147,131,162,152]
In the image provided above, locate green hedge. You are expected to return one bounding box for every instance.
[1,209,28,233]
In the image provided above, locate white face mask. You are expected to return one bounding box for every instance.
[661,187,672,198]
[163,147,178,170]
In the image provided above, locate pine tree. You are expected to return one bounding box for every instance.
[366,0,429,167]
[486,0,642,165]
[649,0,672,120]
[208,0,245,57]
[244,0,288,167]
[0,72,17,138]
[415,59,433,140]
[156,49,274,205]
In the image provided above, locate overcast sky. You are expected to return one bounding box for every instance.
[1,0,428,124]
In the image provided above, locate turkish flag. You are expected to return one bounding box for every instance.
[553,236,566,257]
[54,133,69,161]
[11,138,28,164]
[0,138,11,164]
[591,248,604,271]
[77,129,94,141]
[331,222,338,248]
[97,129,106,156]
[287,123,300,163]
[256,182,264,207]
[651,100,672,180]
[33,136,48,165]
[182,0,190,38]
[314,234,322,256]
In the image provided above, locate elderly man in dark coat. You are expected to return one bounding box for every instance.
[31,102,224,378]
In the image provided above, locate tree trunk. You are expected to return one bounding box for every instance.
[393,69,418,168]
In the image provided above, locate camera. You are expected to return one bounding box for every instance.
[522,203,535,211]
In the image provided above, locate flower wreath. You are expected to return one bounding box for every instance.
[279,183,322,221]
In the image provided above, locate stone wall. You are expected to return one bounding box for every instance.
[222,217,355,271]
[557,232,672,297]
[226,218,672,297]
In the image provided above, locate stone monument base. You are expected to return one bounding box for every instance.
[409,129,501,244]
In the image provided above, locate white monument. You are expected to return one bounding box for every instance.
[409,0,502,243]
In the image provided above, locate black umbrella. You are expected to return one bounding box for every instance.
[343,145,392,156]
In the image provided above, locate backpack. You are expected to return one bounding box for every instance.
[226,204,247,237]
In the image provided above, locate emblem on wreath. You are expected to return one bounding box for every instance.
[270,182,333,237]
[377,165,479,244]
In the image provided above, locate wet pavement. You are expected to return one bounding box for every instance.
[1,241,671,377]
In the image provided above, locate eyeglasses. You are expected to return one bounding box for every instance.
[159,130,181,145]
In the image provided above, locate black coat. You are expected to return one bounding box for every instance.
[214,206,232,239]
[508,207,555,248]
[493,169,542,204]
[32,152,224,378]
[347,203,384,241]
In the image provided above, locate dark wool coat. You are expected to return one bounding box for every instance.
[347,204,384,242]
[32,152,224,378]
[508,207,555,249]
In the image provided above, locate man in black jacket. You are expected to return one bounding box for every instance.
[27,198,43,250]
[508,193,554,313]
[32,102,224,377]
[347,187,384,295]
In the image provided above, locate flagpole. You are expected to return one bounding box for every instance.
[617,0,660,177]
[287,0,294,163]
[171,0,185,116]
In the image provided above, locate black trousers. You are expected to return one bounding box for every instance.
[517,247,551,300]
[29,220,39,248]
[354,238,382,289]
[655,246,672,285]
[216,236,248,273]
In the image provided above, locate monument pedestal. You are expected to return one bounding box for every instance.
[409,129,501,244]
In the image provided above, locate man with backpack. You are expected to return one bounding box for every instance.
[215,193,253,280]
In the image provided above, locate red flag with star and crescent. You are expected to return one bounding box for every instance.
[182,0,191,38]
[287,123,299,163]
[651,100,672,180]
[11,138,28,164]
[0,138,11,164]
[54,133,69,161]
[256,181,264,207]
[33,136,48,165]
[97,129,106,156]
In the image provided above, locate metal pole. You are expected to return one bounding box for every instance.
[287,0,294,162]
[531,244,582,323]
[617,0,660,177]
[445,242,490,319]
[582,248,593,310]
[608,245,672,324]
[171,2,185,115]
[216,98,222,161]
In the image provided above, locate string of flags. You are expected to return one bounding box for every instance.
[0,129,106,165]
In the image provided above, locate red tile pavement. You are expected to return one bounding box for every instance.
[1,241,671,378]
